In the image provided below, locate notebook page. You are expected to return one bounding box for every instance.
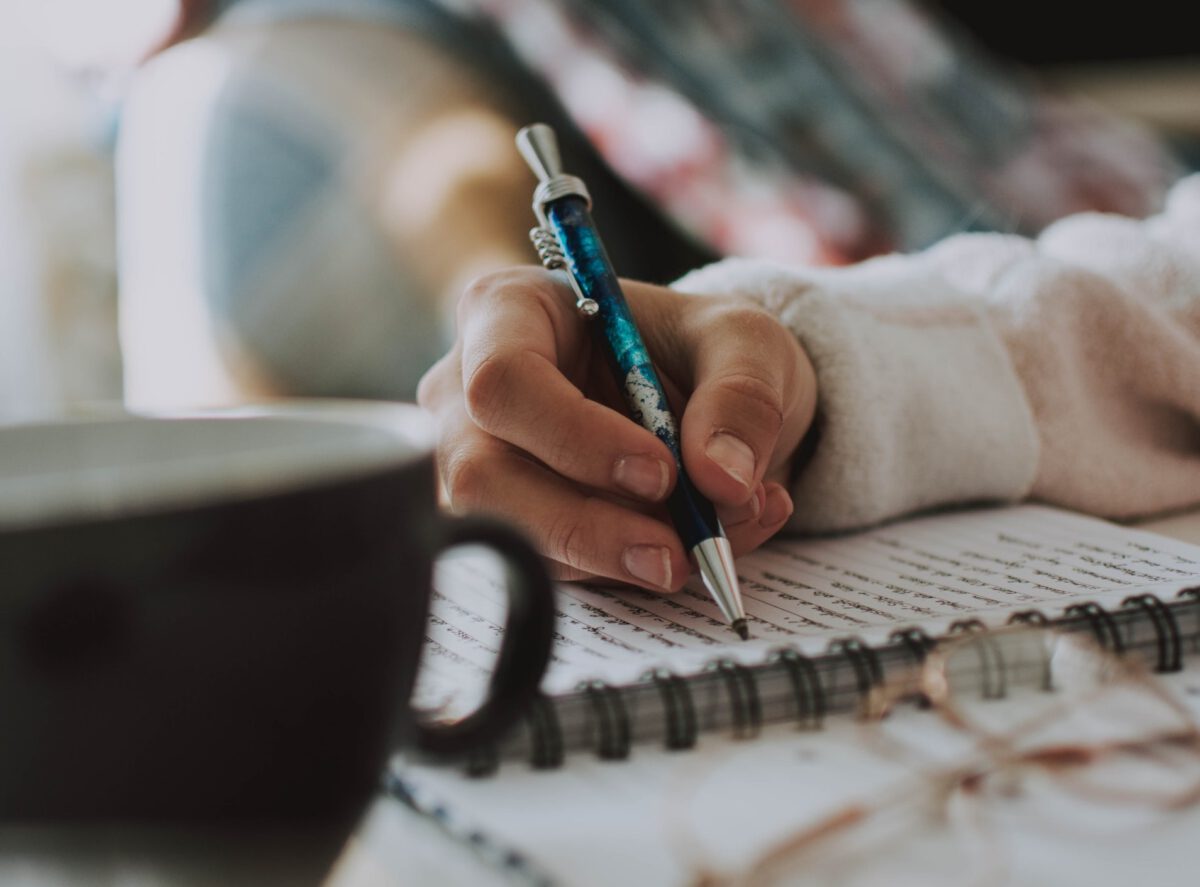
[392,718,909,887]
[391,665,1200,887]
[415,505,1200,708]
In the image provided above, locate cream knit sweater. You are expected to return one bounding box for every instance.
[677,176,1200,534]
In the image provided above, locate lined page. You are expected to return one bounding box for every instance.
[415,506,1200,707]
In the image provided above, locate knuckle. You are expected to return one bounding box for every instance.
[462,352,514,423]
[460,268,508,307]
[545,501,598,571]
[416,351,457,410]
[440,446,491,509]
[457,267,541,326]
[456,273,496,324]
[717,371,785,432]
[460,266,553,308]
[539,422,586,480]
[720,306,799,361]
[703,303,779,342]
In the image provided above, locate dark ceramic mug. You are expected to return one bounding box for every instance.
[0,401,555,823]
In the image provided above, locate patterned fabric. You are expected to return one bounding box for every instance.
[217,0,1182,264]
[447,0,1181,263]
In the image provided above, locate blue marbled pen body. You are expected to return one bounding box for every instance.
[547,197,719,550]
[518,122,746,638]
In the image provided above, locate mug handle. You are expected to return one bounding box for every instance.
[410,515,556,757]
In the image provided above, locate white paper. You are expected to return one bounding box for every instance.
[392,665,1200,887]
[416,506,1200,707]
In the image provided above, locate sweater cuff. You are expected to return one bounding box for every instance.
[676,258,1040,532]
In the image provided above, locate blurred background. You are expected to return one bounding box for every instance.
[1,0,1196,425]
[0,1,172,422]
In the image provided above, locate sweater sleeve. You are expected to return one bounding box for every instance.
[674,176,1200,533]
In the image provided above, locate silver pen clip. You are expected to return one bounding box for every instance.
[527,226,599,317]
[517,124,599,318]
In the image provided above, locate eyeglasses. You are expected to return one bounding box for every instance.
[666,626,1200,887]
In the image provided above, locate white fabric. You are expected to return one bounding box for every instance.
[677,176,1200,531]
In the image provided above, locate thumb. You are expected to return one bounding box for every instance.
[678,303,814,507]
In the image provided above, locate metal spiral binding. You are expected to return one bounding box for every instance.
[888,626,936,666]
[1007,608,1050,627]
[706,659,763,739]
[526,694,564,770]
[580,680,631,760]
[949,619,1008,699]
[478,590,1200,773]
[887,627,938,706]
[1007,609,1058,687]
[463,744,500,778]
[828,637,883,715]
[1064,601,1125,655]
[643,668,698,750]
[1179,587,1200,650]
[528,226,600,317]
[768,647,825,729]
[1122,593,1182,672]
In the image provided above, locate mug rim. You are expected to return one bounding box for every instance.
[0,399,435,531]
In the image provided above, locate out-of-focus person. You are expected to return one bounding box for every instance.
[116,0,1184,409]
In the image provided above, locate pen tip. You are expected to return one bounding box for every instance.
[732,619,750,641]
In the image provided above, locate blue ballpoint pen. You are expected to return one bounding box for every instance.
[516,123,749,640]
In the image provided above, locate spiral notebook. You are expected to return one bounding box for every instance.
[382,661,1200,887]
[409,505,1200,771]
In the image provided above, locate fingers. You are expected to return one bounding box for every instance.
[433,402,691,593]
[540,484,794,585]
[719,482,794,556]
[420,266,811,596]
[420,267,690,591]
[677,302,815,507]
[456,269,677,503]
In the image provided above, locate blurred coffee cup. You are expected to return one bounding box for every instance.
[0,400,554,824]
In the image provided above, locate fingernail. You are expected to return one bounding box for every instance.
[761,486,794,527]
[705,432,756,489]
[622,545,672,590]
[749,484,765,520]
[723,484,765,528]
[613,455,670,501]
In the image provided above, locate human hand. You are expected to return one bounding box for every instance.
[417,267,817,592]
